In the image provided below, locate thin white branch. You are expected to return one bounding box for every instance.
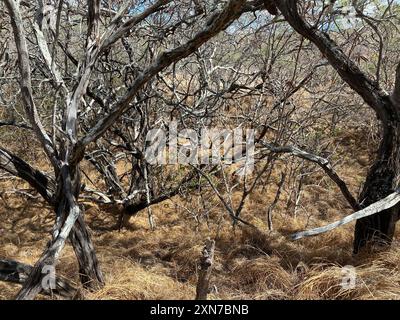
[291,189,400,240]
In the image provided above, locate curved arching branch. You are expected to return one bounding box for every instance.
[273,0,396,121]
[72,0,249,164]
[260,143,360,211]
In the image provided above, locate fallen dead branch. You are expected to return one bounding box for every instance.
[291,189,400,240]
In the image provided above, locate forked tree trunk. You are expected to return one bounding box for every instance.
[354,120,400,253]
[0,147,104,296]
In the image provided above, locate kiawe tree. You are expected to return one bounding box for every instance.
[0,0,265,299]
[269,0,400,253]
[1,0,400,300]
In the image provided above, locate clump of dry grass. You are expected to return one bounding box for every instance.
[294,247,400,300]
[86,257,195,300]
[228,256,293,299]
[294,263,358,299]
[0,282,19,300]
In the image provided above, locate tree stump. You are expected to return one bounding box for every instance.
[195,239,215,300]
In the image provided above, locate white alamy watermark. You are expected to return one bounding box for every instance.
[323,0,359,25]
[41,265,56,291]
[144,121,255,176]
[341,265,356,289]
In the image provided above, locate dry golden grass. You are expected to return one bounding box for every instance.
[1,127,400,300]
[86,257,195,300]
[1,188,400,300]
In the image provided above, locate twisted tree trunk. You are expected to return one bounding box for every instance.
[15,164,104,299]
[70,215,105,290]
[0,147,104,294]
[56,165,105,291]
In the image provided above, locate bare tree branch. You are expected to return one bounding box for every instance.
[0,147,55,205]
[291,189,400,240]
[274,0,396,120]
[4,0,59,168]
[260,143,360,211]
[100,0,172,52]
[72,0,248,163]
